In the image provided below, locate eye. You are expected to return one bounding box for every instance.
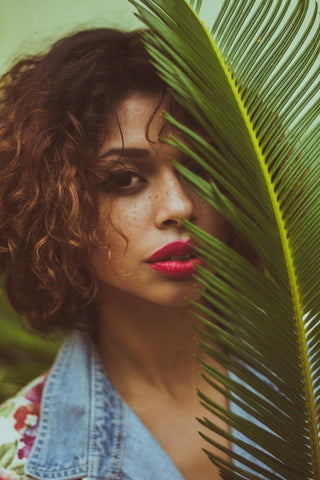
[111,169,146,190]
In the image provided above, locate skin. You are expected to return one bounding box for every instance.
[90,92,231,480]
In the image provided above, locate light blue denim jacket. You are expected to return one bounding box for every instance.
[25,332,275,480]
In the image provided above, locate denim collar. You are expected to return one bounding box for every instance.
[25,331,274,480]
[25,331,185,480]
[26,331,126,480]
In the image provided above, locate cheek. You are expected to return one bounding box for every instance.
[197,201,231,243]
[104,198,152,251]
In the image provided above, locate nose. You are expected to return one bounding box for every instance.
[155,170,195,229]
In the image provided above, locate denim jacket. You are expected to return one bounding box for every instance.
[0,331,276,480]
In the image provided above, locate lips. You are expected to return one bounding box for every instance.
[146,239,202,278]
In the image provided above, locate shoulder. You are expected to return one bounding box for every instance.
[0,374,47,480]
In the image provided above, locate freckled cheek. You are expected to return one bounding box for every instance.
[107,200,154,249]
[118,200,152,225]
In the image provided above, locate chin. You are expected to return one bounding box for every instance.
[150,284,203,307]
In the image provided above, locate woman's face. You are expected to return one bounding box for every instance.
[90,92,230,307]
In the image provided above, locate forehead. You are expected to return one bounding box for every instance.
[103,92,166,149]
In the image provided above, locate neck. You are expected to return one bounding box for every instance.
[94,286,206,398]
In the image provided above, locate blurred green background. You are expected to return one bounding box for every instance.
[0,0,223,72]
[0,0,141,72]
[0,290,61,403]
[0,0,222,403]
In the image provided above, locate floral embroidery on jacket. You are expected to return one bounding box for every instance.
[0,375,47,480]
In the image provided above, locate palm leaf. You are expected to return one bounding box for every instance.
[128,0,320,478]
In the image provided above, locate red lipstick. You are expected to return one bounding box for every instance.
[147,239,202,278]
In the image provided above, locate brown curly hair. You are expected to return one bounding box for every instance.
[0,28,170,333]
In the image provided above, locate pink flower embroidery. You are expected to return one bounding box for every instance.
[24,379,45,405]
[18,430,38,459]
[12,376,47,460]
[13,404,40,432]
[0,467,20,480]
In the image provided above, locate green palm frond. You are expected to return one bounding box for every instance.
[128,0,320,478]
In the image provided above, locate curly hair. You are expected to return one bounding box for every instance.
[0,28,169,333]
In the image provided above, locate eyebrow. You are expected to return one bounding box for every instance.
[99,148,150,159]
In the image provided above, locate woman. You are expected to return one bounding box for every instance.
[0,28,249,480]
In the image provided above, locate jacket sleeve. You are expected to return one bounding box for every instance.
[0,375,47,480]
